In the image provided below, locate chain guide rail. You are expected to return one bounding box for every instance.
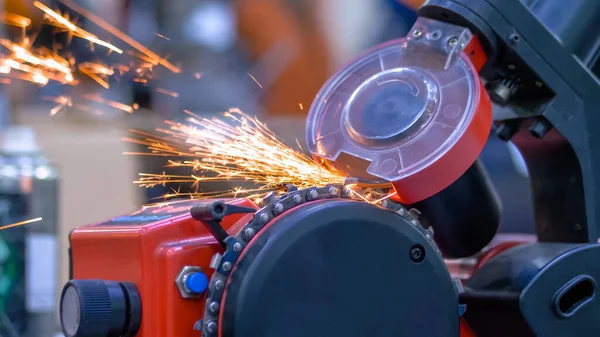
[195,184,437,336]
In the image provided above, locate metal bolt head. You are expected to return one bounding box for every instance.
[222,262,232,272]
[448,37,458,46]
[233,242,243,252]
[259,213,270,223]
[206,321,218,333]
[535,81,543,88]
[214,279,224,290]
[243,227,256,240]
[209,301,220,313]
[412,29,422,38]
[345,189,353,198]
[194,320,203,330]
[307,189,318,200]
[409,244,426,263]
[381,200,389,208]
[274,203,284,214]
[508,64,516,70]
[328,187,338,196]
[293,194,302,204]
[529,120,552,139]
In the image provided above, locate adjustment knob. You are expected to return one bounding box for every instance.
[60,280,142,337]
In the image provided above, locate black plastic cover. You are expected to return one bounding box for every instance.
[220,199,459,337]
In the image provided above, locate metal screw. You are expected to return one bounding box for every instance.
[206,321,218,333]
[274,203,284,214]
[535,81,543,87]
[508,64,516,70]
[381,200,389,208]
[509,33,520,43]
[409,244,426,263]
[345,189,353,197]
[222,262,232,272]
[243,227,256,240]
[194,320,203,330]
[293,194,302,204]
[233,242,242,252]
[259,213,270,223]
[412,29,423,38]
[328,187,338,196]
[209,301,220,313]
[448,37,458,46]
[307,189,318,200]
[214,279,224,290]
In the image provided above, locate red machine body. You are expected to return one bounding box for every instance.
[69,198,258,337]
[69,193,529,337]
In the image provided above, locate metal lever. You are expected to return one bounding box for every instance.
[190,201,255,248]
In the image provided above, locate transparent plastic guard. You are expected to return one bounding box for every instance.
[306,17,478,183]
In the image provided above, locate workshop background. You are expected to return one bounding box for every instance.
[0,0,533,336]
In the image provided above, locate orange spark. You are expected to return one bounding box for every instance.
[247,72,263,88]
[127,109,348,201]
[43,95,73,115]
[0,217,42,231]
[34,1,123,54]
[155,87,179,97]
[78,67,109,88]
[1,12,31,28]
[299,103,304,110]
[82,93,134,113]
[194,72,202,79]
[155,33,170,41]
[127,50,157,65]
[59,0,180,73]
[0,40,74,83]
[78,62,114,88]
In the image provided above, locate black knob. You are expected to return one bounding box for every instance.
[60,280,142,337]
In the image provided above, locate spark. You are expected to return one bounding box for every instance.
[155,33,170,41]
[126,109,347,200]
[82,93,134,113]
[43,95,73,115]
[1,12,31,28]
[369,191,397,205]
[155,87,179,97]
[58,0,180,73]
[0,217,42,231]
[247,73,262,88]
[33,1,123,54]
[299,103,304,110]
[194,72,202,79]
[78,62,114,88]
[0,40,75,85]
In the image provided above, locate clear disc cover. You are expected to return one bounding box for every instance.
[306,18,482,185]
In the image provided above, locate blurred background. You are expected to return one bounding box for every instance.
[0,0,534,336]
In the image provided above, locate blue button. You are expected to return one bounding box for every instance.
[185,272,209,294]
